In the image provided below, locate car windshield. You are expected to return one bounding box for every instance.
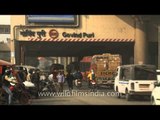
[134,66,156,80]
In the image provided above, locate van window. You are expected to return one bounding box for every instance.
[120,68,131,80]
[134,67,156,80]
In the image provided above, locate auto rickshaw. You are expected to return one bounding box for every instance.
[0,59,14,85]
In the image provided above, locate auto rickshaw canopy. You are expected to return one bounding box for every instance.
[0,59,14,74]
[0,59,13,66]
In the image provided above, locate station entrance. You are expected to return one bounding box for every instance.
[14,40,134,70]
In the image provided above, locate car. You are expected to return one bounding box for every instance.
[14,65,36,74]
[151,82,160,105]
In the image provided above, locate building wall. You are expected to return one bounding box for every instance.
[10,15,26,39]
[0,15,11,61]
[0,15,10,42]
[0,15,10,24]
[11,15,135,41]
[148,21,158,42]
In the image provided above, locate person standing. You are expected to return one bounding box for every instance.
[56,71,65,92]
[31,69,40,98]
[65,71,74,91]
[87,69,95,87]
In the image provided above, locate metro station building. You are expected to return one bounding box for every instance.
[10,15,159,69]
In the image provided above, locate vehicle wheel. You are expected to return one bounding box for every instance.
[151,97,156,105]
[125,90,131,101]
[19,93,30,105]
[116,87,121,98]
[117,92,122,98]
[0,89,2,97]
[96,85,100,90]
[110,84,114,89]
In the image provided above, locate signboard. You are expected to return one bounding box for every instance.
[17,28,95,41]
[27,15,79,27]
[19,29,59,40]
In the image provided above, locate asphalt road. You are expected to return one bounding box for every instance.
[30,82,151,105]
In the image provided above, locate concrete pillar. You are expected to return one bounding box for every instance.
[71,57,75,62]
[134,19,148,64]
[67,57,72,65]
[63,57,67,74]
[71,57,78,62]
[52,57,58,64]
[57,57,61,64]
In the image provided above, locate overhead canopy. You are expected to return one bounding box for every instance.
[0,59,13,66]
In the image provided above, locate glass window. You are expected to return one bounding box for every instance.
[120,68,131,80]
[134,66,156,80]
[0,25,10,34]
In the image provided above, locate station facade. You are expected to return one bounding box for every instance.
[10,15,158,70]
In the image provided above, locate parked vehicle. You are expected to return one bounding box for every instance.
[91,53,121,88]
[75,79,82,89]
[156,70,160,83]
[114,64,157,101]
[23,81,37,99]
[10,80,30,105]
[90,80,97,92]
[0,79,30,105]
[39,80,57,92]
[13,65,36,81]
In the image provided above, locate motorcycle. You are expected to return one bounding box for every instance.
[0,87,8,105]
[90,80,97,92]
[23,81,37,99]
[40,80,57,92]
[75,79,82,89]
[9,80,31,105]
[0,81,30,105]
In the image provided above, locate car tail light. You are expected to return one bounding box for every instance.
[9,86,14,91]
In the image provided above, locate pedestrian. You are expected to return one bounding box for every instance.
[87,69,95,87]
[73,69,83,86]
[56,71,65,92]
[31,69,40,98]
[1,69,13,104]
[65,71,74,91]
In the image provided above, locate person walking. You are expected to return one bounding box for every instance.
[31,69,40,98]
[65,71,74,91]
[56,71,65,92]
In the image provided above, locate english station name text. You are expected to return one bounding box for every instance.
[62,32,95,38]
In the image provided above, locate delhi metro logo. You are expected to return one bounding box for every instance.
[49,29,59,39]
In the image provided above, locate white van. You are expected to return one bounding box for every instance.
[114,64,157,101]
[156,70,160,83]
[151,82,160,105]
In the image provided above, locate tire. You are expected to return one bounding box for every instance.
[116,87,121,98]
[19,92,30,105]
[151,97,156,105]
[125,90,132,101]
[109,84,114,89]
[117,93,122,98]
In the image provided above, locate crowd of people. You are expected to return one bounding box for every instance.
[0,64,96,104]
